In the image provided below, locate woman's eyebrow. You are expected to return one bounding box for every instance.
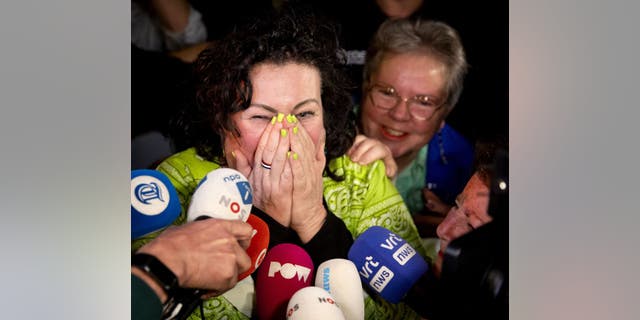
[292,98,320,110]
[250,98,320,112]
[248,104,278,113]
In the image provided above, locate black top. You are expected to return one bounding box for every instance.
[250,200,354,271]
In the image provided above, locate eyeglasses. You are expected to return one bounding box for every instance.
[367,84,444,121]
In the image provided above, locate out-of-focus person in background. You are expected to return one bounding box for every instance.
[434,135,507,276]
[404,135,508,320]
[131,0,209,170]
[132,0,207,56]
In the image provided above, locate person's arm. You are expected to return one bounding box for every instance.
[148,0,191,33]
[132,273,163,320]
[132,265,170,303]
[145,0,208,51]
[131,219,253,318]
[168,41,213,63]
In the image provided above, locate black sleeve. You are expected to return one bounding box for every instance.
[132,274,163,320]
[250,207,300,250]
[301,209,354,268]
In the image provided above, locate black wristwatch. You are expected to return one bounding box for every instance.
[133,253,205,320]
[132,253,179,298]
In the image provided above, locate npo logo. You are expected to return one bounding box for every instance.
[268,261,311,282]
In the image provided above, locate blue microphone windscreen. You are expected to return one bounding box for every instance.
[348,226,428,303]
[131,169,181,239]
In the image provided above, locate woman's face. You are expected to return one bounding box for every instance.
[226,62,325,167]
[360,52,448,167]
[435,172,493,274]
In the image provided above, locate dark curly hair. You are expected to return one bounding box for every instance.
[172,5,356,179]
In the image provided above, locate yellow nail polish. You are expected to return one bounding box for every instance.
[286,114,297,123]
[287,151,291,158]
[292,152,298,160]
[271,116,276,125]
[280,129,287,137]
[277,113,284,123]
[293,126,299,135]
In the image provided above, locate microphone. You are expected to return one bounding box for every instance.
[286,287,346,320]
[347,226,429,304]
[187,168,253,222]
[131,169,181,239]
[237,214,269,281]
[256,243,314,320]
[187,168,267,280]
[314,259,364,320]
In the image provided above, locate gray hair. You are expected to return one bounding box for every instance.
[363,18,468,113]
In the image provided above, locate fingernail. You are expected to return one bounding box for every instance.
[286,114,297,123]
[271,116,276,125]
[277,113,284,123]
[287,151,291,158]
[280,129,287,137]
[231,151,236,158]
[292,126,298,135]
[292,152,298,160]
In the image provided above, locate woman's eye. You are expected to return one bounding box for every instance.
[296,111,315,119]
[416,96,436,107]
[250,115,272,120]
[379,88,395,96]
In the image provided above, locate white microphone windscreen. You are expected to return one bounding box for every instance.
[315,259,364,320]
[287,287,345,320]
[187,168,252,221]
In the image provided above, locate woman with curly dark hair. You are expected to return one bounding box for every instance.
[132,5,427,319]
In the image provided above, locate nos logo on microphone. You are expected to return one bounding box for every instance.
[131,176,171,215]
[268,262,311,282]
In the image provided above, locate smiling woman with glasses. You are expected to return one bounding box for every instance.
[357,18,471,246]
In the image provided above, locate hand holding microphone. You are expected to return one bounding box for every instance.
[132,168,268,319]
[135,218,254,298]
